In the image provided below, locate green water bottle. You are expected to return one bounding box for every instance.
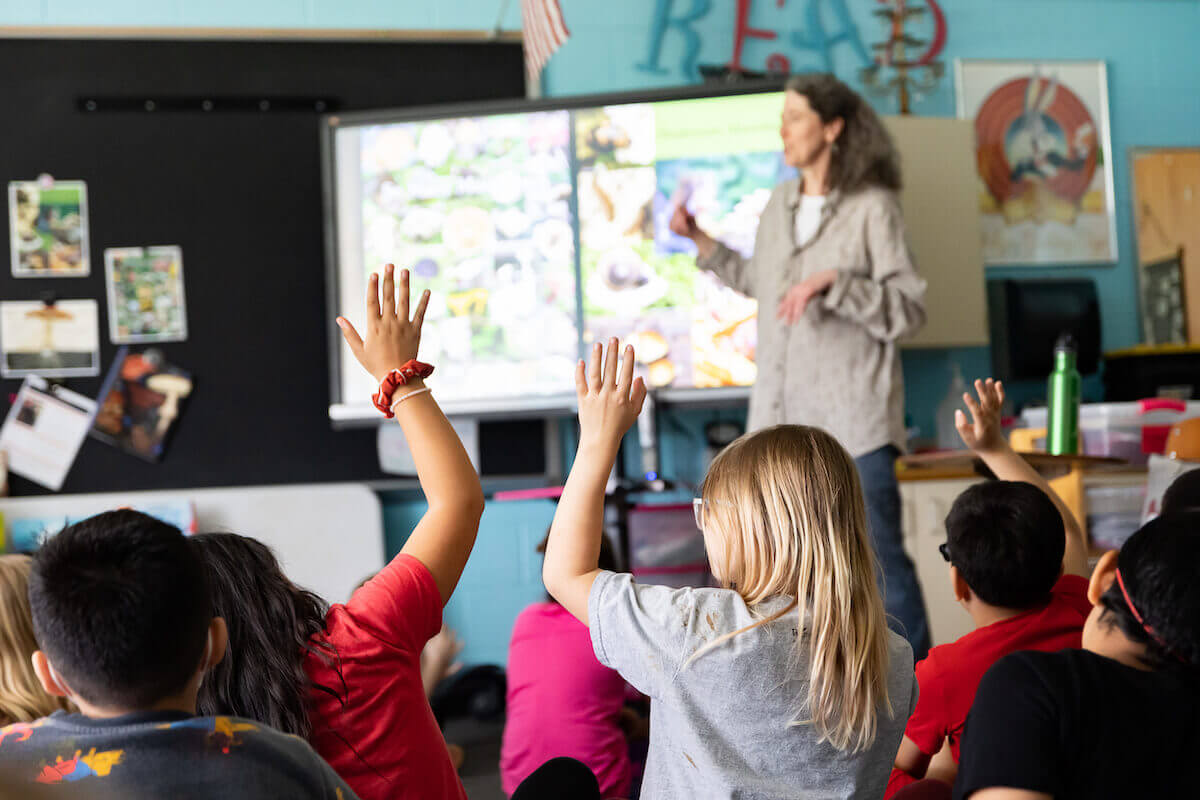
[1046,334,1081,455]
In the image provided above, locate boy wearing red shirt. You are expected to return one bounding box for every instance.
[888,379,1093,796]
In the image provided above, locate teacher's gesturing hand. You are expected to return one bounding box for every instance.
[776,269,837,325]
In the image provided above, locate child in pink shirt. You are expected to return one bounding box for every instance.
[501,534,634,798]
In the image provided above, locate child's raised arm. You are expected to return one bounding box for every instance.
[955,378,1090,578]
[543,338,646,624]
[337,264,485,605]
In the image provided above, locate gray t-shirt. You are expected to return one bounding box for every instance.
[589,571,916,800]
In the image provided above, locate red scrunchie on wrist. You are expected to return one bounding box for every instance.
[372,360,434,418]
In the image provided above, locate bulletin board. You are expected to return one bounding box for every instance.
[0,33,529,495]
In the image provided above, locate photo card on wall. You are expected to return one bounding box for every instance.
[0,299,101,378]
[105,246,189,344]
[91,347,194,463]
[8,178,91,277]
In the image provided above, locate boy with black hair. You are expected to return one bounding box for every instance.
[0,510,358,800]
[1161,467,1200,515]
[888,379,1092,796]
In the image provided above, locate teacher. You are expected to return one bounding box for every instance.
[671,73,931,659]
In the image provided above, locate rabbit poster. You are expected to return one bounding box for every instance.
[956,60,1116,266]
[8,178,91,277]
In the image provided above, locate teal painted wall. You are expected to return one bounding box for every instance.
[9,0,1198,663]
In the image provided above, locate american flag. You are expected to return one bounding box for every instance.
[521,0,570,85]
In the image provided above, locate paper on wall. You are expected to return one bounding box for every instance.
[377,418,479,476]
[0,375,97,490]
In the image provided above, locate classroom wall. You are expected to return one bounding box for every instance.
[7,0,1198,665]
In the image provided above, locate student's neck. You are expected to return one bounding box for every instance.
[74,689,198,720]
[1087,628,1153,672]
[968,601,1028,629]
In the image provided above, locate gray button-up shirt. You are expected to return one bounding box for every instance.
[698,178,927,457]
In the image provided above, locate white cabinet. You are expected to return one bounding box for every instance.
[900,477,981,647]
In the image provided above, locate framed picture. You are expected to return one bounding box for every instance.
[955,60,1117,266]
[1140,249,1188,345]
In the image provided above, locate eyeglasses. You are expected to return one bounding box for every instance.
[939,542,952,563]
[692,497,733,530]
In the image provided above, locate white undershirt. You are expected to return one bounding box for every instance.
[794,194,827,247]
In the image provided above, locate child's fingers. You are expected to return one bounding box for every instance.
[575,358,587,398]
[586,342,602,391]
[381,263,396,317]
[603,338,620,389]
[963,391,984,423]
[617,344,635,397]
[954,408,972,438]
[337,317,365,360]
[630,376,648,415]
[973,379,993,414]
[398,268,410,320]
[995,380,1006,407]
[366,273,381,321]
[412,289,431,328]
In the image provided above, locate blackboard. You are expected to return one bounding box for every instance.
[0,35,531,495]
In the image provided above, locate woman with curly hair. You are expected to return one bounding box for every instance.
[671,73,931,659]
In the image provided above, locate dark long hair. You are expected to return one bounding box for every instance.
[1098,512,1200,674]
[785,73,902,193]
[191,533,344,738]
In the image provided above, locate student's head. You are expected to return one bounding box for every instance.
[0,555,68,724]
[698,424,892,751]
[1084,513,1200,673]
[783,73,901,191]
[191,533,338,739]
[943,481,1064,610]
[1161,469,1200,516]
[28,510,225,714]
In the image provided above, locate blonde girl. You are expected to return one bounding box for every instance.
[543,339,917,799]
[0,555,68,725]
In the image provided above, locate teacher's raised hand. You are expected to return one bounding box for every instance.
[669,205,717,260]
[776,269,837,325]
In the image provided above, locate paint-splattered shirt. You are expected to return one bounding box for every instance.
[0,711,357,800]
[589,570,918,800]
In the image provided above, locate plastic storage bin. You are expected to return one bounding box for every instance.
[1085,484,1146,550]
[1021,399,1200,466]
[627,503,712,589]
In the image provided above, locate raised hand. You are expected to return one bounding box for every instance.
[575,338,647,449]
[776,269,837,325]
[669,205,701,240]
[337,263,430,382]
[955,378,1007,453]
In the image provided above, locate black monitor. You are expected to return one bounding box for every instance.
[987,279,1101,381]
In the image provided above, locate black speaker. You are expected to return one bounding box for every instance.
[988,279,1102,381]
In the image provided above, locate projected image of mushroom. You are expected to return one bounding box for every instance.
[586,246,667,313]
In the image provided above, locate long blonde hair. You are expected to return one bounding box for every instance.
[0,555,68,724]
[697,425,894,752]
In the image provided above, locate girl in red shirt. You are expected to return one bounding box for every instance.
[193,265,485,800]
